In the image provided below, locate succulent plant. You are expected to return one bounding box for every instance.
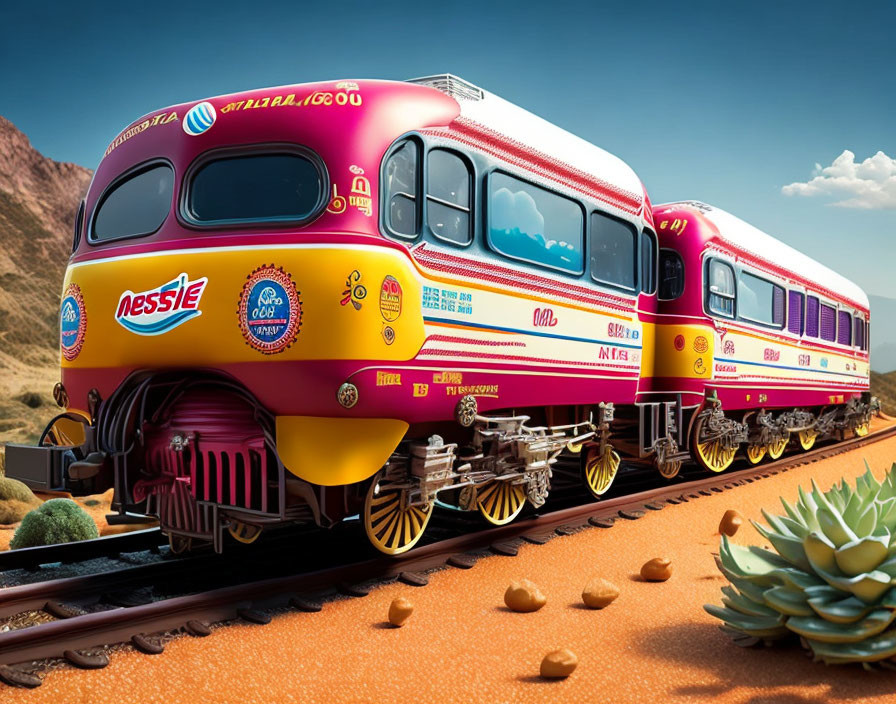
[706,464,896,666]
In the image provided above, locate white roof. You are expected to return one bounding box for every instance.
[663,201,869,310]
[408,75,644,210]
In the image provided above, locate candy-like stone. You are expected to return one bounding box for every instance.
[719,509,743,537]
[388,597,414,627]
[582,577,620,609]
[640,557,672,582]
[540,649,578,678]
[504,579,547,612]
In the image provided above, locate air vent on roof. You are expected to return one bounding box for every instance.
[406,74,484,101]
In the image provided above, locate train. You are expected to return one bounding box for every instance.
[4,75,877,555]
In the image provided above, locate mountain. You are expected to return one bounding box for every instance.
[0,116,92,450]
[870,295,896,373]
[872,370,896,416]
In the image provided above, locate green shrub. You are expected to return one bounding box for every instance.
[10,499,98,549]
[0,476,41,524]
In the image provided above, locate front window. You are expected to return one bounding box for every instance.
[427,149,472,245]
[92,163,174,241]
[707,259,735,318]
[590,211,637,289]
[185,151,325,226]
[488,172,584,274]
[640,230,657,294]
[384,139,421,238]
[658,249,684,300]
[738,271,785,328]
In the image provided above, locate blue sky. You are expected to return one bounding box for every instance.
[1,0,894,298]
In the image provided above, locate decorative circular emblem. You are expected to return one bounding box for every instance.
[382,325,395,345]
[673,334,685,352]
[60,283,86,361]
[183,101,216,136]
[238,265,301,354]
[337,382,359,409]
[693,335,709,354]
[379,275,402,322]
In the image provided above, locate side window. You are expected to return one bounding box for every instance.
[837,310,852,346]
[658,249,684,300]
[640,230,657,294]
[706,259,735,318]
[383,140,420,238]
[854,317,865,350]
[72,200,85,252]
[787,291,805,336]
[426,149,472,245]
[738,271,784,328]
[590,211,637,290]
[866,322,871,352]
[820,303,837,342]
[806,295,820,337]
[92,163,174,241]
[488,172,583,274]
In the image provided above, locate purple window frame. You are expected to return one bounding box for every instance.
[806,296,820,338]
[838,310,852,346]
[787,291,804,335]
[820,304,836,342]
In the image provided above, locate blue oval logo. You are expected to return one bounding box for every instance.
[60,283,86,360]
[238,266,302,355]
[183,101,216,136]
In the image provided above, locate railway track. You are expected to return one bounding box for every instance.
[1,421,894,688]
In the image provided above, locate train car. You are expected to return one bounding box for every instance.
[6,75,677,555]
[650,201,876,473]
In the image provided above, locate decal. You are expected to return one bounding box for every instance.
[413,383,429,398]
[533,308,558,327]
[673,334,685,352]
[820,358,829,368]
[238,265,302,354]
[434,371,463,385]
[723,339,735,355]
[445,384,499,398]
[608,322,639,340]
[104,111,178,156]
[658,218,688,235]
[715,363,737,373]
[326,185,347,215]
[599,347,629,361]
[382,325,395,345]
[422,285,472,315]
[376,372,401,387]
[798,354,811,366]
[379,276,402,322]
[694,358,706,375]
[759,394,768,404]
[183,102,216,136]
[219,86,362,114]
[763,348,781,362]
[349,166,372,216]
[340,270,366,310]
[115,273,207,336]
[60,283,87,361]
[693,336,708,353]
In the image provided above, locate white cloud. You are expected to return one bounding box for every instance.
[781,150,896,209]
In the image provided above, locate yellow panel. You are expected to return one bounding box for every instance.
[275,415,408,486]
[61,245,423,368]
[652,323,714,379]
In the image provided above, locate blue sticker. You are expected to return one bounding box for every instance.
[183,101,216,136]
[60,283,86,360]
[238,266,301,354]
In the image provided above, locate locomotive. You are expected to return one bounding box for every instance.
[4,75,876,555]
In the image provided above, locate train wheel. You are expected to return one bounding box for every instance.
[168,534,192,555]
[364,478,432,556]
[584,445,621,496]
[693,417,737,473]
[767,434,790,460]
[477,480,527,526]
[228,520,262,544]
[854,422,870,438]
[656,459,682,480]
[798,429,818,451]
[745,444,767,465]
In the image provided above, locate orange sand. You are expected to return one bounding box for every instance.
[9,428,896,704]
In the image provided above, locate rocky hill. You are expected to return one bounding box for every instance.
[0,116,92,450]
[872,370,896,415]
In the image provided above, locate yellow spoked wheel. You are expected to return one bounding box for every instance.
[694,416,737,473]
[767,434,790,460]
[228,520,262,544]
[798,429,818,450]
[477,480,527,526]
[364,479,432,556]
[854,421,870,438]
[584,445,621,496]
[656,459,682,480]
[746,444,767,465]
